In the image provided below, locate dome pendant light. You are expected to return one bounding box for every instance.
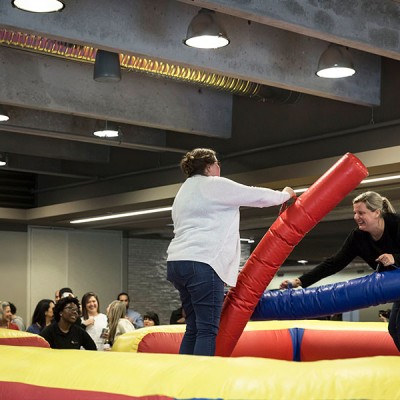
[184,9,230,49]
[0,153,8,167]
[316,44,356,78]
[12,0,65,13]
[0,105,9,122]
[93,121,119,138]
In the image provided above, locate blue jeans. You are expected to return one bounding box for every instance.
[167,261,224,356]
[389,300,400,352]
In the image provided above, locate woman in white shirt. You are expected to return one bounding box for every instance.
[81,292,108,350]
[167,148,295,356]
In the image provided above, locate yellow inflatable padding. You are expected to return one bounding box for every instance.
[112,323,185,352]
[1,344,400,399]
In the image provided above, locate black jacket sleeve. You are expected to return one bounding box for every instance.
[298,230,359,288]
[385,214,400,266]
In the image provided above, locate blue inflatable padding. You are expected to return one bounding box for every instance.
[252,269,400,320]
[289,328,304,361]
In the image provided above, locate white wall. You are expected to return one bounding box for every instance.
[27,227,124,320]
[0,227,124,325]
[0,230,28,322]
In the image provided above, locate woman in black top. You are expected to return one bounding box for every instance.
[40,297,96,350]
[280,191,400,351]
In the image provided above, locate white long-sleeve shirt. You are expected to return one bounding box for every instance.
[167,175,290,286]
[82,313,108,351]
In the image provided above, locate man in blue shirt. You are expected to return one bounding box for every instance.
[117,292,143,329]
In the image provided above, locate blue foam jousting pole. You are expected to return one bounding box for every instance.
[252,269,400,320]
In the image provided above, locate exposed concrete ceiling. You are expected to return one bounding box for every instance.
[0,0,400,265]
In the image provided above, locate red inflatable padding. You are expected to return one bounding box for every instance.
[230,329,293,359]
[115,322,397,361]
[0,382,163,400]
[216,153,369,357]
[137,329,293,360]
[138,332,183,354]
[0,335,50,348]
[300,329,399,361]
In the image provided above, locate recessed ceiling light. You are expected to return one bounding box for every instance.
[240,238,255,244]
[71,206,173,224]
[361,175,400,184]
[293,174,400,195]
[294,188,308,194]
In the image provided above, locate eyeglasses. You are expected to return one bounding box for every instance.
[64,306,79,314]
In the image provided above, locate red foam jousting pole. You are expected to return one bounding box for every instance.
[215,153,369,356]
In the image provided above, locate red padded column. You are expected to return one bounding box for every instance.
[215,153,368,356]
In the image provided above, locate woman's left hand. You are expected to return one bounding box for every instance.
[376,253,395,267]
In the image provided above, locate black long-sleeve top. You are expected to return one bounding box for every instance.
[299,213,400,288]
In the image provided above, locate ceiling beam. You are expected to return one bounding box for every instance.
[0,106,188,154]
[0,0,381,106]
[177,0,400,60]
[0,131,110,163]
[25,184,182,223]
[230,145,400,189]
[4,154,96,179]
[0,46,232,138]
[1,145,399,226]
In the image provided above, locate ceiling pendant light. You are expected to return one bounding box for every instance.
[0,105,9,122]
[316,44,356,78]
[11,0,65,13]
[93,50,121,82]
[93,121,119,138]
[184,9,230,49]
[0,153,8,167]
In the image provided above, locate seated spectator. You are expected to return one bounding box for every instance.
[106,300,135,346]
[117,292,143,329]
[40,297,96,350]
[170,306,186,324]
[143,311,160,327]
[0,301,19,330]
[26,299,55,334]
[57,287,83,326]
[59,287,75,299]
[8,302,26,331]
[81,292,108,350]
